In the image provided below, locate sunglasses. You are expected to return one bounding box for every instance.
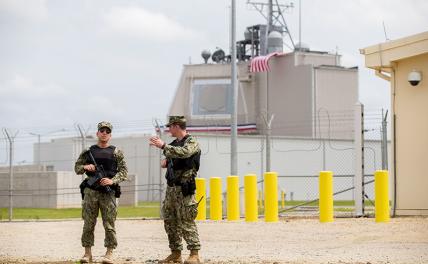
[98,128,111,134]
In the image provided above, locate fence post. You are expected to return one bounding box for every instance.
[264,172,278,222]
[381,110,389,170]
[4,129,18,222]
[281,190,286,209]
[354,102,364,217]
[319,171,334,223]
[375,170,390,223]
[258,189,263,208]
[245,174,258,222]
[210,177,222,220]
[195,178,206,220]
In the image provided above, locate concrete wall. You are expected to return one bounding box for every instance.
[168,51,358,139]
[33,134,384,202]
[315,66,359,139]
[394,52,428,215]
[0,171,79,208]
[0,167,138,208]
[268,56,314,137]
[294,51,340,67]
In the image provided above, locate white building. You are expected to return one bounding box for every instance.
[32,134,383,204]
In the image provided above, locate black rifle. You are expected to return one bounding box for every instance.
[87,150,113,194]
[165,158,196,196]
[165,158,176,187]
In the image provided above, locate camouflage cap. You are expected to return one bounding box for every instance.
[166,116,186,127]
[97,121,113,131]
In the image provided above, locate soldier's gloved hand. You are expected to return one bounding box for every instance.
[100,178,113,186]
[83,164,96,172]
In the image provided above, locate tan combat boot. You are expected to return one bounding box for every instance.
[184,250,201,264]
[159,250,182,263]
[80,247,92,263]
[101,248,114,264]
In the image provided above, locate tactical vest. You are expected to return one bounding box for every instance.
[169,135,201,172]
[86,145,118,179]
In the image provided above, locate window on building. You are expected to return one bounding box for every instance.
[191,79,232,117]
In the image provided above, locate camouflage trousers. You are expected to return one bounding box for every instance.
[162,186,201,251]
[81,188,117,248]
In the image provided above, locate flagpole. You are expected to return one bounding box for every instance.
[230,0,238,175]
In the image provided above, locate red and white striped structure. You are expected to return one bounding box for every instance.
[160,123,257,134]
[249,52,285,72]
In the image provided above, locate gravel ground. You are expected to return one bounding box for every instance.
[0,217,427,264]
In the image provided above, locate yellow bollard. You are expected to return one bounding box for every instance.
[244,174,258,222]
[319,171,334,223]
[281,190,285,209]
[375,170,390,223]
[227,176,240,221]
[210,177,222,220]
[264,172,278,222]
[195,178,206,220]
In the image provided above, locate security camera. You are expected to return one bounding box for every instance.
[408,70,422,86]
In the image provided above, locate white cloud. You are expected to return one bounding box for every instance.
[0,0,48,21]
[103,6,201,41]
[0,74,68,99]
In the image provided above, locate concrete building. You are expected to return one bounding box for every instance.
[169,49,358,139]
[361,31,428,216]
[0,164,138,208]
[31,134,383,204]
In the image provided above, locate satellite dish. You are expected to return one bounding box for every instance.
[211,49,225,63]
[201,50,211,64]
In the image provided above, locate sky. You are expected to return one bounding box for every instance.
[0,0,427,163]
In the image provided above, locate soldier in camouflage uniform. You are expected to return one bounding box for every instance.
[75,121,128,264]
[150,116,202,264]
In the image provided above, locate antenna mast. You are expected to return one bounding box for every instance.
[247,0,295,51]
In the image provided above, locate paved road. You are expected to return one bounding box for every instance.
[1,217,427,263]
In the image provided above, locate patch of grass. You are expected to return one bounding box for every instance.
[0,202,161,220]
[117,202,160,218]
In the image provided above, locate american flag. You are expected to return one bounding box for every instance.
[249,52,284,72]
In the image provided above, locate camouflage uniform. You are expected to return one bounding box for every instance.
[74,131,128,249]
[162,134,201,251]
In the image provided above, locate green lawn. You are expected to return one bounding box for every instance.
[1,200,378,220]
[0,202,160,220]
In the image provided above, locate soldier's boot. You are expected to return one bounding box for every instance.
[183,250,201,264]
[159,250,182,263]
[80,247,92,263]
[101,248,114,264]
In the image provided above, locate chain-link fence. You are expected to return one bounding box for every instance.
[0,107,389,219]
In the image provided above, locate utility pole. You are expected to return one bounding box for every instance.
[354,103,364,217]
[299,0,302,47]
[230,0,238,175]
[3,129,18,222]
[154,119,164,217]
[262,113,274,172]
[266,0,273,54]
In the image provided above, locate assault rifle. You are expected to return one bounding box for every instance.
[165,158,176,187]
[87,150,113,193]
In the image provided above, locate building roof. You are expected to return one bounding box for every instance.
[360,31,428,71]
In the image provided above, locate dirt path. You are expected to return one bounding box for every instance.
[1,217,427,264]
